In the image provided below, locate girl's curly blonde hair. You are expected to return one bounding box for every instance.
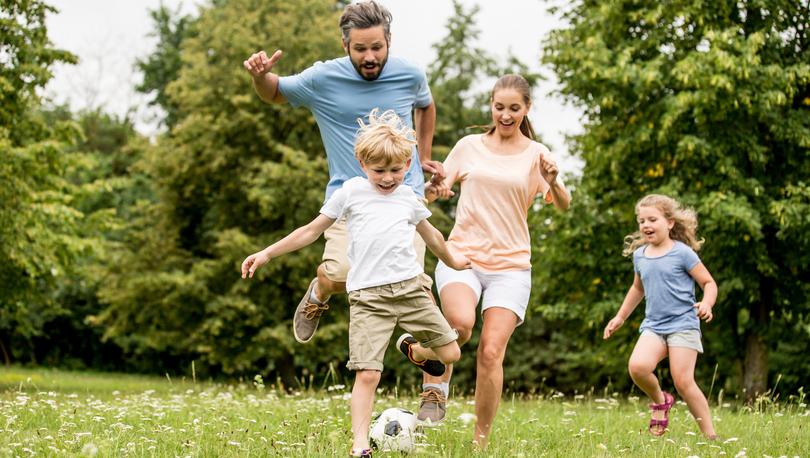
[622,194,704,257]
[355,108,416,166]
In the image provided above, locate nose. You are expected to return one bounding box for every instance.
[363,50,376,62]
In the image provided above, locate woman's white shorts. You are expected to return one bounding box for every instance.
[435,261,531,325]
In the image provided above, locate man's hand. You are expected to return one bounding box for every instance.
[243,49,283,79]
[422,160,445,180]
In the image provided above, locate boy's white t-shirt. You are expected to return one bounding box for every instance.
[320,177,431,292]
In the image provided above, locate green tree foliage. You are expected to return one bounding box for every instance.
[94,0,345,384]
[135,4,196,130]
[540,0,810,396]
[0,0,89,363]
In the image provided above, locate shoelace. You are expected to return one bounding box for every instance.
[303,301,329,320]
[420,389,446,405]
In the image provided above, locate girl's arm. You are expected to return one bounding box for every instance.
[603,273,645,339]
[241,214,335,278]
[689,262,718,322]
[415,219,470,270]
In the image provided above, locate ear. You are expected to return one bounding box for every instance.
[405,158,412,168]
[342,38,349,54]
[667,218,675,230]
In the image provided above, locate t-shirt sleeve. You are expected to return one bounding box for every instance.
[320,184,349,220]
[680,244,702,271]
[633,249,642,274]
[414,69,432,108]
[410,197,432,224]
[277,63,321,108]
[441,137,467,188]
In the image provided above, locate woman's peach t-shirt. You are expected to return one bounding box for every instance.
[443,134,559,272]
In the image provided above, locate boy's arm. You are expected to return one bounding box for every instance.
[243,49,287,104]
[241,214,334,278]
[415,219,470,270]
[689,262,718,322]
[603,273,645,339]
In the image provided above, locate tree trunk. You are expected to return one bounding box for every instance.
[0,337,10,366]
[743,330,767,401]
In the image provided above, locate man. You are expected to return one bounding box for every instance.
[243,1,442,349]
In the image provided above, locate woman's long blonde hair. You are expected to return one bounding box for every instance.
[622,194,704,257]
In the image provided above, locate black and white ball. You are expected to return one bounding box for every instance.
[369,407,419,452]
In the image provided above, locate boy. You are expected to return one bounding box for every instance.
[241,109,468,457]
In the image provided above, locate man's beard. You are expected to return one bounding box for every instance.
[351,55,388,81]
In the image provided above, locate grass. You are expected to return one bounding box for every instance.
[1,366,807,457]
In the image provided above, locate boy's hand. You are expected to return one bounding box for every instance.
[603,316,625,339]
[241,251,270,278]
[447,253,471,271]
[694,302,713,322]
[425,182,454,203]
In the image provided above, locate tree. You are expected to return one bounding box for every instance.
[135,4,196,130]
[0,0,89,363]
[541,0,810,397]
[94,0,346,383]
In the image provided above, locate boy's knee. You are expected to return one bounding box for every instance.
[438,342,461,364]
[355,369,381,385]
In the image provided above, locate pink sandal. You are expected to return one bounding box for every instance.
[648,391,675,436]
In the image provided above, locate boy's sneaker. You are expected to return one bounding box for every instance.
[293,278,329,343]
[417,387,447,424]
[396,333,446,377]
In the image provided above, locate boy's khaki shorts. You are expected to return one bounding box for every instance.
[322,218,433,289]
[346,276,458,371]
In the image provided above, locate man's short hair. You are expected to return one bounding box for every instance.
[355,109,415,166]
[339,1,392,44]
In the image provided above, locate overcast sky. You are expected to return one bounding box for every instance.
[44,0,583,171]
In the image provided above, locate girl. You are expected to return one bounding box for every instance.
[412,74,570,448]
[603,194,718,439]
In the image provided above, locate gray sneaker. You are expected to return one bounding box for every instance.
[416,387,447,425]
[293,278,329,343]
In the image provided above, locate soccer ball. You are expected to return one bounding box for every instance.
[369,407,419,453]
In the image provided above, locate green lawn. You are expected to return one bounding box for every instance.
[1,366,806,457]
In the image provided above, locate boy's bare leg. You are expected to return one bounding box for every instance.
[410,341,460,365]
[350,370,382,454]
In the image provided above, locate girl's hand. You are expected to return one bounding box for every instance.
[603,316,625,339]
[694,302,714,322]
[539,153,559,183]
[241,251,270,278]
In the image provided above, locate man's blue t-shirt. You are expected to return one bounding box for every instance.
[634,241,702,334]
[278,56,432,201]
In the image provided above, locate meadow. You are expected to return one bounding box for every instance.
[0,367,806,457]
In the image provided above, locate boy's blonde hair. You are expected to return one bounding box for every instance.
[355,109,415,166]
[623,194,704,257]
